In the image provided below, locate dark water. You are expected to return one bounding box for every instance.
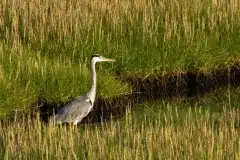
[37,65,240,124]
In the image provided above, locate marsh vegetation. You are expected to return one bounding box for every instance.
[0,88,240,159]
[0,0,239,159]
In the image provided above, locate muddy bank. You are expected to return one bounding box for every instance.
[126,64,240,99]
[38,64,240,124]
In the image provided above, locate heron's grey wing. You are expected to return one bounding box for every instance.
[55,96,92,123]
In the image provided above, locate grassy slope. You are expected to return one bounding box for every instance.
[0,0,240,117]
[0,43,129,117]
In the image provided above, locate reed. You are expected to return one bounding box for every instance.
[0,0,239,132]
[0,88,239,159]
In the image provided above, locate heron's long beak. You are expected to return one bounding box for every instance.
[102,57,116,62]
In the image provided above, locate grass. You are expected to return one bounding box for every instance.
[0,43,129,118]
[0,87,239,159]
[0,0,240,158]
[0,0,239,117]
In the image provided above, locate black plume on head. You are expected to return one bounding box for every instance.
[91,54,100,59]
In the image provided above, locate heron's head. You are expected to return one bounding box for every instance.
[91,54,115,63]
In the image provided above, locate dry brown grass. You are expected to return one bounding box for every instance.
[1,0,239,44]
[0,101,239,159]
[0,1,239,158]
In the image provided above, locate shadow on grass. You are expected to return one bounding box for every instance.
[37,64,240,124]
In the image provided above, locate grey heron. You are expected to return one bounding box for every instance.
[54,54,115,125]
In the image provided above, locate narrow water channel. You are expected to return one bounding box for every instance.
[38,65,240,124]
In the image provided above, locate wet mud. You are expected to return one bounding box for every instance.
[38,64,240,124]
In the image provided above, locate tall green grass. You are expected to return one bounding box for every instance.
[0,88,239,159]
[0,0,239,116]
[0,1,239,158]
[0,43,129,118]
[1,0,239,73]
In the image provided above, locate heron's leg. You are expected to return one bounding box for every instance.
[73,116,85,125]
[73,120,79,125]
[74,119,82,125]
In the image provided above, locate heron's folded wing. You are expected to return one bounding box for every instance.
[55,96,92,122]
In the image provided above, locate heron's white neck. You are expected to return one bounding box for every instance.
[86,59,97,103]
